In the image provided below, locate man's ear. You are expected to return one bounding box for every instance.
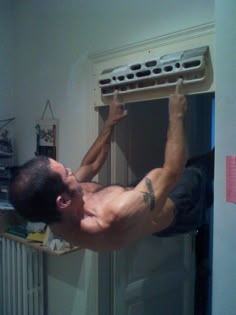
[56,193,71,209]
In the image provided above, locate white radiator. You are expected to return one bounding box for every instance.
[0,237,45,315]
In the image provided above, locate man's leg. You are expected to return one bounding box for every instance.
[130,149,214,188]
[153,147,216,239]
[186,149,214,179]
[186,148,214,208]
[153,167,207,237]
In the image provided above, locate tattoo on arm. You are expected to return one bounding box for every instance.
[141,177,155,211]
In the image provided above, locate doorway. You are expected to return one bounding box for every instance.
[98,92,214,315]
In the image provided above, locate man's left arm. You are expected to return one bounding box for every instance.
[75,91,127,182]
[108,83,187,236]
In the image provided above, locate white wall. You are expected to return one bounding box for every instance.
[11,1,214,315]
[212,1,236,314]
[0,0,15,118]
[13,0,215,167]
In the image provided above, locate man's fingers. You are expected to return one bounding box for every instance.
[113,89,119,101]
[113,89,121,102]
[175,78,183,94]
[119,104,128,115]
[113,89,125,105]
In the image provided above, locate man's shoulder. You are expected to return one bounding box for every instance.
[80,181,103,193]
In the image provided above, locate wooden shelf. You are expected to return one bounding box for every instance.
[0,210,81,256]
[1,232,81,256]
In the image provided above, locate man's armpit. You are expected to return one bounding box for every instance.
[141,177,155,211]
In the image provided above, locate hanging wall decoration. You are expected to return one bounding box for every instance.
[35,100,57,160]
[0,118,15,158]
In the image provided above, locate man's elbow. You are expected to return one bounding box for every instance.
[162,166,183,186]
[91,160,103,176]
[164,154,186,178]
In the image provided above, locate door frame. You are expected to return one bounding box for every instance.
[93,23,216,315]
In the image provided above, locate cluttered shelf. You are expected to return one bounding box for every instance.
[0,210,81,256]
[1,231,81,256]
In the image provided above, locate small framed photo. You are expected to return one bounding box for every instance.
[35,119,57,159]
[0,129,14,158]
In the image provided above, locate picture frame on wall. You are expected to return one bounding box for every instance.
[35,119,57,159]
[35,100,57,160]
[0,117,16,166]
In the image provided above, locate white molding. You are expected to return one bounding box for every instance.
[89,22,215,63]
[90,21,215,106]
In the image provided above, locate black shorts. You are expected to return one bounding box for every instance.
[130,166,210,237]
[154,167,208,237]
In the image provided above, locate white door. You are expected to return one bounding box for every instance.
[98,93,213,315]
[113,236,195,315]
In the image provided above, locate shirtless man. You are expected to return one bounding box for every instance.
[9,84,213,252]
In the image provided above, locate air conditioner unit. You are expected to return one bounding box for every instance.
[98,46,209,98]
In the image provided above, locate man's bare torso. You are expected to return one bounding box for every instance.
[50,181,175,252]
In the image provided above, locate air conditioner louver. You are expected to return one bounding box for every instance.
[99,46,209,97]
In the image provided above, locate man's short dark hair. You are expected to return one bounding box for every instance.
[9,156,68,224]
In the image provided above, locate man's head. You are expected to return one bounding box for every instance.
[9,156,80,224]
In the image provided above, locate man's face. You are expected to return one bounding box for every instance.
[49,159,80,193]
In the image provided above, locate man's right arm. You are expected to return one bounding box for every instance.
[163,81,187,180]
[111,82,187,228]
[135,81,187,212]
